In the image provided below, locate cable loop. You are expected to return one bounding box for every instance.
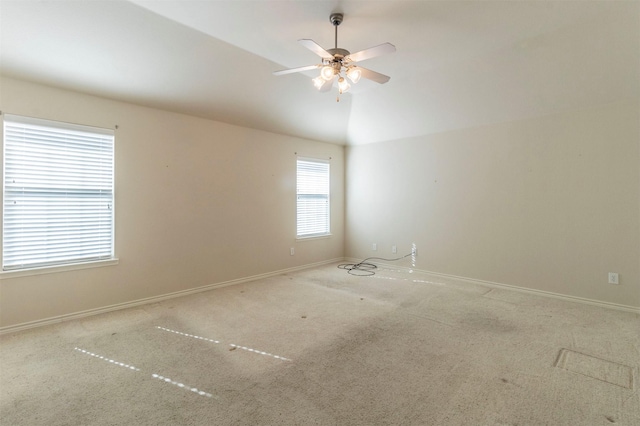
[338,253,412,276]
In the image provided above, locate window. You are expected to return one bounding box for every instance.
[2,114,114,271]
[296,157,330,238]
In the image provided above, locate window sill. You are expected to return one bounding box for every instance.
[0,258,119,280]
[296,234,332,242]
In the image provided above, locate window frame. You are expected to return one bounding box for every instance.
[296,156,331,239]
[1,114,116,275]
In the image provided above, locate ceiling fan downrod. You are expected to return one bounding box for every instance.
[330,13,343,49]
[326,13,350,65]
[327,13,350,58]
[330,13,347,103]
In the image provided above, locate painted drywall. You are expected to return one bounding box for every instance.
[0,77,345,328]
[346,99,640,308]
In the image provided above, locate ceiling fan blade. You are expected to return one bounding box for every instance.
[358,67,391,84]
[273,64,321,76]
[345,42,396,63]
[298,39,333,59]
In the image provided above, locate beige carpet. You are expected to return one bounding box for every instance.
[1,263,638,425]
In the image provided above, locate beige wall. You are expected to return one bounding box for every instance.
[1,76,637,330]
[0,77,345,328]
[346,99,640,308]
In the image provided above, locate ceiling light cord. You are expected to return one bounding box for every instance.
[338,253,413,276]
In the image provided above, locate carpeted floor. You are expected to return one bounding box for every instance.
[1,263,638,425]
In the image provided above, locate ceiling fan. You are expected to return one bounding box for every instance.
[273,13,395,100]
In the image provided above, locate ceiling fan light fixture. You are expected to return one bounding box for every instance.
[274,12,395,100]
[320,65,336,81]
[346,67,362,84]
[338,77,351,93]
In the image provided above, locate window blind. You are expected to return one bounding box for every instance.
[2,114,114,271]
[297,158,330,237]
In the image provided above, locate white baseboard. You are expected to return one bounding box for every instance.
[0,258,343,335]
[343,257,640,315]
[4,258,636,335]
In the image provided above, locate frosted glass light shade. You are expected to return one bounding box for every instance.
[320,66,335,81]
[338,77,351,93]
[347,67,361,84]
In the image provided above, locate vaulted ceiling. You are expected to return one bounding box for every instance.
[1,1,638,145]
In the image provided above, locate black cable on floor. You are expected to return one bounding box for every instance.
[338,253,413,276]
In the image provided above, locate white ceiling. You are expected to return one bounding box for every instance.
[1,0,638,145]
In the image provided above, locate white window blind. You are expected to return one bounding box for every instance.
[297,157,330,237]
[2,114,114,271]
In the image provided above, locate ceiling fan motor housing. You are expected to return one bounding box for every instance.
[327,48,350,60]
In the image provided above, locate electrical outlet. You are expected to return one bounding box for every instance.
[608,272,619,285]
[392,245,397,254]
[372,243,377,251]
[290,247,295,256]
